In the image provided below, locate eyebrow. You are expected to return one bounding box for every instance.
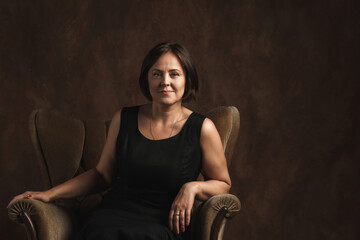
[152,68,182,72]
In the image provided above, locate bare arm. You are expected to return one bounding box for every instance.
[7,110,121,206]
[192,118,231,199]
[169,118,231,233]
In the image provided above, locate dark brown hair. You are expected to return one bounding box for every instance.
[139,41,198,102]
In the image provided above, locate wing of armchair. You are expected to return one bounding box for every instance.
[8,106,241,240]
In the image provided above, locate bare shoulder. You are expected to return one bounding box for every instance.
[200,118,218,138]
[111,109,122,124]
[107,109,122,134]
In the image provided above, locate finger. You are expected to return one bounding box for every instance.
[7,191,34,208]
[13,194,26,202]
[180,210,185,232]
[186,208,191,226]
[169,209,174,231]
[25,193,32,198]
[7,193,29,208]
[173,211,180,234]
[6,198,16,208]
[23,191,32,198]
[14,195,23,201]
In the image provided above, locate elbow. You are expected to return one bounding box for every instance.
[216,178,231,194]
[94,167,112,187]
[225,178,231,193]
[226,182,231,193]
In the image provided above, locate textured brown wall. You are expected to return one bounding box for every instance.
[1,0,359,239]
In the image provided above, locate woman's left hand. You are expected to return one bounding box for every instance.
[169,182,198,234]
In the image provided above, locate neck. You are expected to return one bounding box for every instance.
[151,102,183,122]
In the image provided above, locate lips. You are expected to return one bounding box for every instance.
[160,90,174,94]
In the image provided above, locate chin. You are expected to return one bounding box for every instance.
[154,97,181,106]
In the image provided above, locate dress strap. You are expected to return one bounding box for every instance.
[186,112,206,140]
[119,106,140,136]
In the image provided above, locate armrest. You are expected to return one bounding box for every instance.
[8,199,76,240]
[193,194,241,240]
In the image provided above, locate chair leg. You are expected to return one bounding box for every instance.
[20,211,38,240]
[210,207,228,240]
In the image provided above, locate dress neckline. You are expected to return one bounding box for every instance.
[136,105,194,142]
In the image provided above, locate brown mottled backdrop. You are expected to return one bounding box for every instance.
[1,0,359,239]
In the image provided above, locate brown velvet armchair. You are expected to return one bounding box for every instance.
[8,106,241,240]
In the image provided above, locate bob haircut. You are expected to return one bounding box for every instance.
[139,41,198,102]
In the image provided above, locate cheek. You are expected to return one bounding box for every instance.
[148,78,157,89]
[178,78,186,91]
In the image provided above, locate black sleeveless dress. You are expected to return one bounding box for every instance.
[77,106,205,240]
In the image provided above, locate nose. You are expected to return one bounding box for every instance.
[160,73,171,87]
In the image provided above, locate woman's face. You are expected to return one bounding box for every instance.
[148,52,186,105]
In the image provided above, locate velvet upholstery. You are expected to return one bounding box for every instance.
[8,106,241,240]
[8,199,76,240]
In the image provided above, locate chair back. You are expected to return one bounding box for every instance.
[29,109,108,211]
[205,106,240,168]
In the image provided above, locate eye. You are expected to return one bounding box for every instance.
[153,72,161,77]
[170,72,180,77]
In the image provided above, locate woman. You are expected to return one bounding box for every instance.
[8,42,231,239]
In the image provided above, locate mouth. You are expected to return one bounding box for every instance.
[159,90,174,95]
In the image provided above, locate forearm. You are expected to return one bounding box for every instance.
[45,168,110,201]
[191,180,231,201]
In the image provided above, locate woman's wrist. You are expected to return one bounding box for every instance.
[44,189,55,202]
[185,181,201,198]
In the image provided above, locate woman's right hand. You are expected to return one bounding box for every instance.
[7,190,52,208]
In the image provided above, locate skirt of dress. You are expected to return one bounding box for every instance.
[76,208,190,240]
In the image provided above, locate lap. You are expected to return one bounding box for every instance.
[76,208,188,240]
